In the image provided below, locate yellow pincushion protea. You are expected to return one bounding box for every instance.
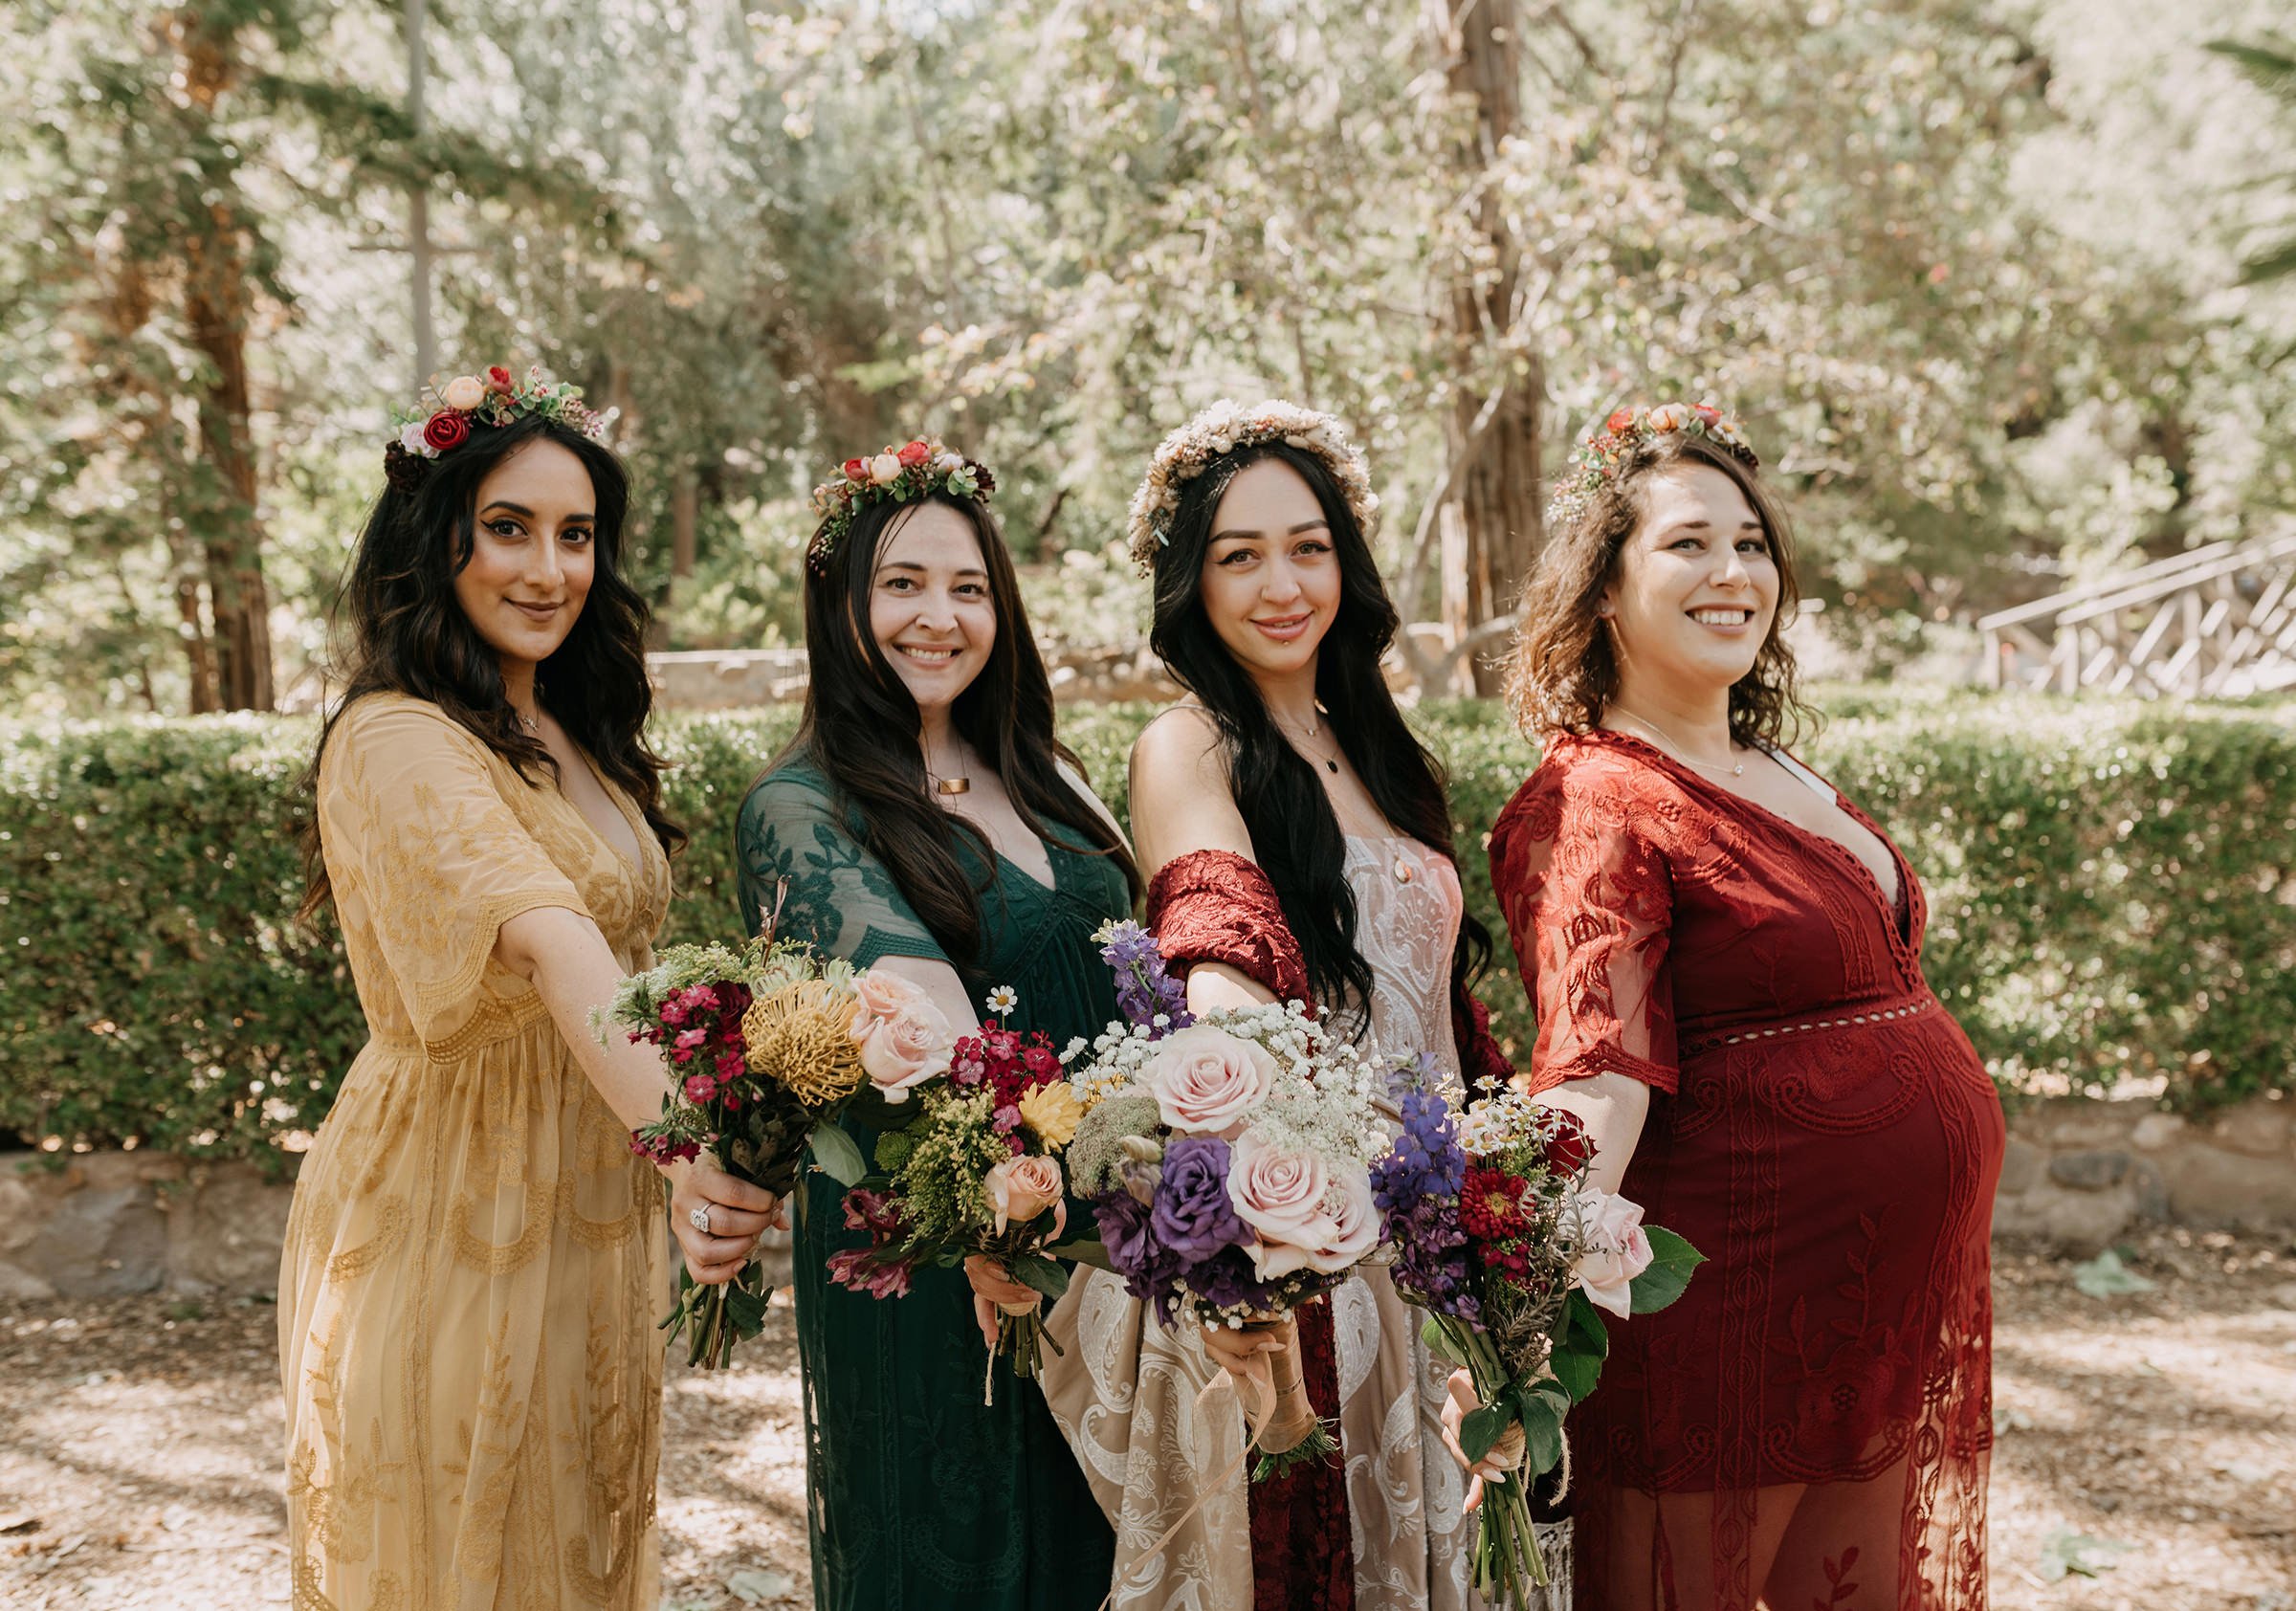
[743,979,869,1109]
[1016,1081,1085,1151]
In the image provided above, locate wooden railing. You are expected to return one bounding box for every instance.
[1978,528,2296,696]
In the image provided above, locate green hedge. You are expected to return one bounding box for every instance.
[4,691,2291,1159]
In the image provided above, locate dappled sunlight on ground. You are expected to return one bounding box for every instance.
[0,1231,2287,1608]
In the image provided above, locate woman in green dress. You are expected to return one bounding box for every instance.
[736,440,1137,1611]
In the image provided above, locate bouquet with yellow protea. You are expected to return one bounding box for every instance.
[606,900,956,1368]
[827,983,1088,1399]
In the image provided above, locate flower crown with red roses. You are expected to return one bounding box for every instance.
[1547,400,1759,525]
[381,365,618,494]
[806,438,997,573]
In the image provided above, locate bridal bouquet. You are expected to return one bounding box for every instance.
[1064,921,1387,1474]
[1375,1069,1704,1600]
[607,931,955,1367]
[826,984,1087,1394]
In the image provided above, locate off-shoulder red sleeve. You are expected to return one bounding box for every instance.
[1142,848,1312,1006]
[1489,757,1679,1095]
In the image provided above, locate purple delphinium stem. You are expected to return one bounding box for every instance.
[1373,1057,1480,1324]
[1099,921,1193,1036]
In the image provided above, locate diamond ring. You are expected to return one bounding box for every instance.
[688,1204,713,1235]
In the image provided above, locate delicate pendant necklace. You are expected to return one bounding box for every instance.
[515,707,541,737]
[1614,709,1745,776]
[1277,707,1342,775]
[927,744,972,796]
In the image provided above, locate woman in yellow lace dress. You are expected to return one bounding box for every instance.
[279,370,779,1610]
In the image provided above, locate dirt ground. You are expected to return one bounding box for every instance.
[1,1227,2289,1610]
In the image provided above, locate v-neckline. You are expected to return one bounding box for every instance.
[560,747,646,877]
[1594,730,1912,949]
[992,839,1061,899]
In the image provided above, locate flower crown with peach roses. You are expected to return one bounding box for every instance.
[1126,398,1379,572]
[1547,400,1760,525]
[382,365,617,494]
[806,439,997,573]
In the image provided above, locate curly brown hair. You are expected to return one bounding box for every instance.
[1504,432,1814,746]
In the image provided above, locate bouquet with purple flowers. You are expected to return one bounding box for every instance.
[1375,1066,1704,1600]
[1063,922,1387,1475]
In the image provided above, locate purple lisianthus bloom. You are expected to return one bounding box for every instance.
[1149,1137,1247,1263]
[1094,1192,1181,1303]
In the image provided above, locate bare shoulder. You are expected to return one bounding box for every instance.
[1130,703,1225,778]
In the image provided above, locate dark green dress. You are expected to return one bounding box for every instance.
[735,753,1125,1611]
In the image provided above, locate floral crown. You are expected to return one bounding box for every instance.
[806,438,996,573]
[1126,398,1378,571]
[383,365,617,493]
[1547,400,1759,525]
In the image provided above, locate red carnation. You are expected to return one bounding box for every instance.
[1604,408,1635,434]
[422,410,470,452]
[486,365,514,393]
[897,439,931,469]
[1460,1165,1530,1243]
[842,457,869,481]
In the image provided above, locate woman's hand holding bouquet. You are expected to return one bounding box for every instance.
[1375,1069,1705,1599]
[823,984,1088,1400]
[1063,922,1387,1476]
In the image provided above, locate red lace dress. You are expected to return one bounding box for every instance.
[1489,731,2002,1611]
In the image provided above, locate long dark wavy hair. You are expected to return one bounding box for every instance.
[1506,432,1813,746]
[298,413,681,922]
[774,490,1138,966]
[1149,440,1491,1023]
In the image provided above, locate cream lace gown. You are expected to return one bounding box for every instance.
[1042,834,1481,1610]
[279,695,672,1611]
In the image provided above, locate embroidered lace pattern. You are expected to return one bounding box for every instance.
[1043,847,1497,1611]
[280,695,673,1610]
[1487,730,2003,1610]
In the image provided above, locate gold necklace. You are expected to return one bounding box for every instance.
[1274,707,1342,775]
[926,746,972,796]
[1611,709,1745,777]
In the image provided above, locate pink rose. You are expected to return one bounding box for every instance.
[1296,1166,1379,1275]
[1141,1025,1277,1136]
[985,1155,1067,1236]
[1225,1131,1333,1279]
[1574,1190,1654,1318]
[850,979,955,1102]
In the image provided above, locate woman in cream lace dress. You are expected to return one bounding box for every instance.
[1041,402,1527,1611]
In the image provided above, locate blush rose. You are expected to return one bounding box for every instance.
[1141,1025,1277,1137]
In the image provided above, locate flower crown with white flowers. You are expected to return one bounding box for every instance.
[383,364,617,493]
[1125,399,1379,572]
[1547,400,1760,525]
[806,439,997,573]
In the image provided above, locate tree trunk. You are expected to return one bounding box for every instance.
[1425,0,1541,696]
[175,14,276,712]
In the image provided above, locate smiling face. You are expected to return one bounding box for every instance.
[1196,457,1341,682]
[451,438,597,674]
[1601,460,1779,699]
[868,500,996,717]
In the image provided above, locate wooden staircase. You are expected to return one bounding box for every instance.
[1978,528,2296,697]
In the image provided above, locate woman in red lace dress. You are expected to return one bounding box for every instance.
[1482,404,2003,1608]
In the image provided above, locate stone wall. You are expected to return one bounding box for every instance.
[4,1094,2287,1298]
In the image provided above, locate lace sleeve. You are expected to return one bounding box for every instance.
[734,762,949,971]
[1490,761,1678,1094]
[1143,848,1312,1006]
[319,696,588,1046]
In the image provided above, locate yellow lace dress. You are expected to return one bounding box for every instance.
[279,695,672,1611]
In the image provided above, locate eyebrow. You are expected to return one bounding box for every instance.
[1656,518,1763,534]
[479,501,595,522]
[1209,519,1331,543]
[876,560,989,579]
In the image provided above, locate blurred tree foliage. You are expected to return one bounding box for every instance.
[2,0,2291,714]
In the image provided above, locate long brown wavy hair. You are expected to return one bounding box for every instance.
[298,413,682,923]
[768,490,1138,966]
[1505,432,1814,747]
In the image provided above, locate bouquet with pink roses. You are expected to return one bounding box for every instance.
[1374,1073,1704,1600]
[1063,922,1388,1474]
[826,985,1089,1395]
[606,932,957,1367]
